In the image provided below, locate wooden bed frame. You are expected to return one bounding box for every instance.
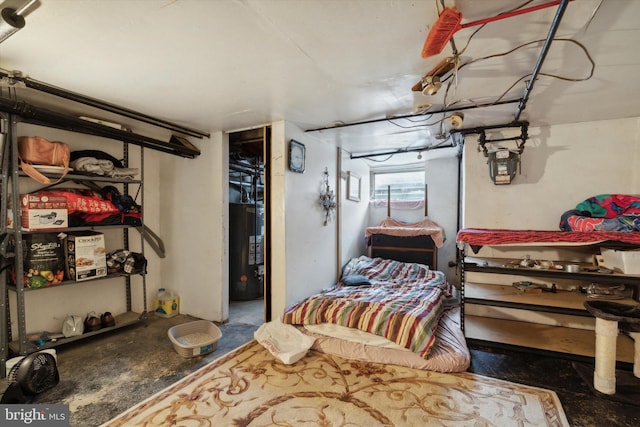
[368,184,439,270]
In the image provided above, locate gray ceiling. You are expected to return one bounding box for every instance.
[1,0,639,156]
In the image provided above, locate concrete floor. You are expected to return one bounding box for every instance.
[3,299,639,426]
[4,300,264,426]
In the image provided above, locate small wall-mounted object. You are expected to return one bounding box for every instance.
[289,140,305,173]
[488,149,520,185]
[347,172,361,202]
[319,168,337,226]
[454,122,528,185]
[421,75,442,96]
[449,112,464,129]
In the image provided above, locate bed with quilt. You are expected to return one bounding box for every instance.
[281,255,470,372]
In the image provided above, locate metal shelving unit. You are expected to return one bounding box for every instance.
[0,73,207,378]
[459,247,639,365]
[0,112,150,377]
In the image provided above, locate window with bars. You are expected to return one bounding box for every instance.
[371,170,425,202]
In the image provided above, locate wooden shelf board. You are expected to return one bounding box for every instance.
[9,311,147,355]
[464,282,636,312]
[464,257,640,284]
[464,315,635,364]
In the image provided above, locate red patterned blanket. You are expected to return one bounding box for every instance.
[456,228,640,247]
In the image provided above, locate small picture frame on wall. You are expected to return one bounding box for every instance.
[347,171,361,202]
[289,140,306,173]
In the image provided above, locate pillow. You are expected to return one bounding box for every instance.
[340,274,372,287]
[254,319,315,364]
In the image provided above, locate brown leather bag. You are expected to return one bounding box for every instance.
[18,136,70,184]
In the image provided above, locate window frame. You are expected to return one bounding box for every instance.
[370,167,426,203]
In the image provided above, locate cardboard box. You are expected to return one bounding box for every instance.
[600,248,640,275]
[65,232,107,281]
[20,194,68,231]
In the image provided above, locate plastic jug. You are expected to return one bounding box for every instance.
[154,288,180,318]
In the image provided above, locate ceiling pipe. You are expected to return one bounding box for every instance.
[515,0,570,121]
[349,135,459,160]
[305,98,521,133]
[0,96,200,157]
[0,70,210,139]
[450,121,528,136]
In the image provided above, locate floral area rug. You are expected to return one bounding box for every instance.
[102,340,569,427]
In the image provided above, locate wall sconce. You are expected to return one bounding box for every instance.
[319,168,337,226]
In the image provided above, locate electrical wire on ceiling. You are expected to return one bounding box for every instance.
[432,0,597,98]
[311,0,600,156]
[414,1,542,141]
[442,0,602,59]
[441,37,595,106]
[439,0,537,57]
[353,133,457,161]
[432,0,597,125]
[329,0,596,162]
[386,114,448,130]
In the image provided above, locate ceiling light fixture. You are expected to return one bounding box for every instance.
[412,56,457,93]
[421,76,442,96]
[449,112,464,128]
[0,0,39,44]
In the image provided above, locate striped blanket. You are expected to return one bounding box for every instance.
[281,256,458,358]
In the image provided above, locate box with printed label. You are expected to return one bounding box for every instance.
[20,194,68,231]
[65,232,107,281]
[11,233,66,288]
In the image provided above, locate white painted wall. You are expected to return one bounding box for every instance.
[160,131,228,322]
[273,122,339,317]
[463,117,640,229]
[339,150,370,269]
[424,154,461,280]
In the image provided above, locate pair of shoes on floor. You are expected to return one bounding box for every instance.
[84,311,116,332]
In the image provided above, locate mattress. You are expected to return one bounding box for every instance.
[298,306,470,373]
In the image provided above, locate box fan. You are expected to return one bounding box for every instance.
[1,351,60,403]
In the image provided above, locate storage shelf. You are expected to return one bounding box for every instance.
[465,315,636,364]
[17,224,142,235]
[461,245,640,361]
[7,272,143,292]
[464,257,640,285]
[18,170,142,184]
[0,87,171,378]
[8,311,147,354]
[464,282,637,317]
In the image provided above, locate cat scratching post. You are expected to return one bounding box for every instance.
[593,318,619,394]
[630,331,640,378]
[584,301,640,395]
